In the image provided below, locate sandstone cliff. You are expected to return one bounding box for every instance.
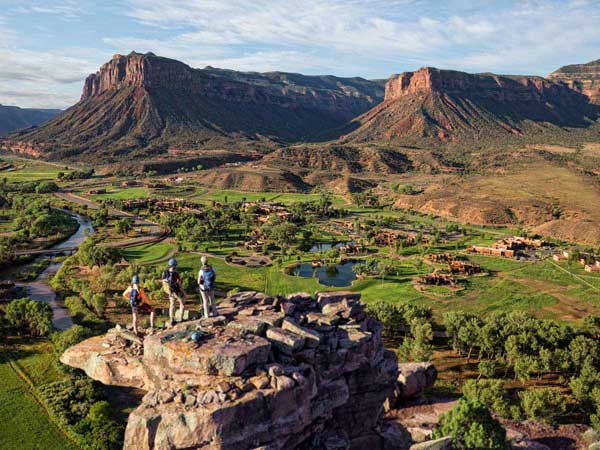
[341,67,599,145]
[548,59,600,104]
[5,52,384,161]
[61,291,400,450]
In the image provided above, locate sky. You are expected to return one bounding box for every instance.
[1,0,599,109]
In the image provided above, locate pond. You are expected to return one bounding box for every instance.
[292,261,358,287]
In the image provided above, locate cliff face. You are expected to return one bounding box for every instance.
[548,59,600,104]
[61,291,400,450]
[342,67,598,145]
[385,67,584,104]
[6,52,384,161]
[81,53,382,115]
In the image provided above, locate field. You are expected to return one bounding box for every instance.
[91,187,150,201]
[0,341,77,450]
[193,189,347,206]
[0,156,64,181]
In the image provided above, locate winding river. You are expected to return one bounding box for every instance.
[17,214,93,331]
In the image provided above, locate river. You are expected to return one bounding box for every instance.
[17,214,93,331]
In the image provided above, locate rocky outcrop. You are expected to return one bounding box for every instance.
[61,291,399,450]
[385,68,585,104]
[342,67,599,145]
[548,59,600,104]
[81,52,383,114]
[408,437,452,450]
[397,363,437,398]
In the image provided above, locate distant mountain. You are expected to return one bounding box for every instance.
[340,67,599,146]
[548,59,600,104]
[0,105,60,135]
[3,52,384,161]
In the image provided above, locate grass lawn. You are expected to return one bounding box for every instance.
[194,189,347,206]
[0,157,63,181]
[122,242,175,264]
[0,341,77,450]
[91,187,150,201]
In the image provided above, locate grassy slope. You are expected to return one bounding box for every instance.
[0,156,62,181]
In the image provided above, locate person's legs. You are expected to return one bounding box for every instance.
[132,309,138,334]
[209,289,217,316]
[176,292,184,321]
[168,294,176,327]
[200,290,210,319]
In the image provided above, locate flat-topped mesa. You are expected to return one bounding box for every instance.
[61,291,399,450]
[384,67,588,104]
[548,58,600,104]
[81,52,194,100]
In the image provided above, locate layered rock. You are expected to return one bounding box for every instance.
[6,52,384,161]
[61,291,399,450]
[342,67,599,145]
[548,59,600,104]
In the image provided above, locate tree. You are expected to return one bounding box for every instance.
[478,360,496,379]
[35,181,59,193]
[433,398,508,450]
[519,388,566,425]
[4,298,53,336]
[115,218,134,235]
[463,379,510,418]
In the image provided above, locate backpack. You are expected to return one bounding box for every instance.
[201,267,216,290]
[129,287,141,307]
[162,270,180,291]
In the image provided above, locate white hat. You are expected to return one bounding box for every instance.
[201,256,208,265]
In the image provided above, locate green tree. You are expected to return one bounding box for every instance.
[519,388,566,425]
[433,398,508,450]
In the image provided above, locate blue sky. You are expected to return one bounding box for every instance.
[1,0,599,109]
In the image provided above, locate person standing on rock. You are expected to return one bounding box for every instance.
[123,274,155,335]
[162,258,185,327]
[198,256,217,318]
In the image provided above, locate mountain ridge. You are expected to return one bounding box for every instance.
[4,51,384,161]
[0,104,61,135]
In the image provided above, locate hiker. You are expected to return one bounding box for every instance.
[198,256,217,318]
[123,274,154,335]
[162,258,185,327]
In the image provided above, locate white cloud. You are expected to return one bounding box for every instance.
[2,0,600,108]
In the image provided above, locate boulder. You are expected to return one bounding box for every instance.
[409,436,452,450]
[62,291,398,450]
[397,362,437,398]
[266,327,305,354]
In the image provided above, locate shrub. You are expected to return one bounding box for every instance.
[35,181,59,193]
[462,379,510,418]
[4,297,53,336]
[478,360,497,379]
[519,388,566,425]
[433,398,508,450]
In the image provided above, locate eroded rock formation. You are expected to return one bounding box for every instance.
[61,291,399,450]
[342,66,598,144]
[548,59,600,104]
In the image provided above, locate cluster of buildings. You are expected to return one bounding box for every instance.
[120,198,202,215]
[468,236,547,258]
[242,202,294,223]
[553,250,600,273]
[418,272,456,287]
